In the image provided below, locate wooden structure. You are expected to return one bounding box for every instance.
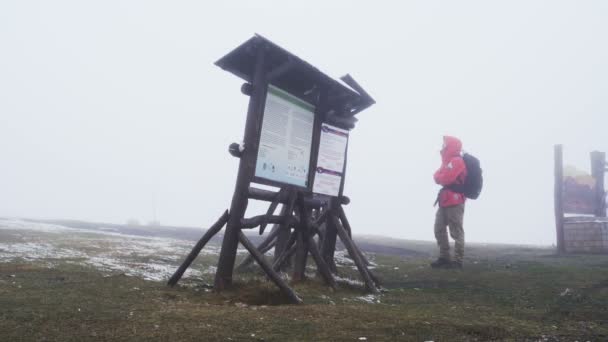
[554,145,607,253]
[168,35,379,303]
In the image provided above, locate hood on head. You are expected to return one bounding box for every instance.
[441,135,462,161]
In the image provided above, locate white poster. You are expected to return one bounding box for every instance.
[313,123,349,196]
[255,85,315,187]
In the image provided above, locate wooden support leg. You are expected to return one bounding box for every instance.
[332,214,379,294]
[321,210,338,274]
[168,210,229,286]
[238,232,302,304]
[259,190,283,235]
[273,231,298,272]
[274,192,297,264]
[338,206,370,266]
[274,227,291,264]
[214,39,266,291]
[236,223,283,271]
[292,228,309,281]
[298,204,337,289]
[306,233,337,289]
[316,222,326,248]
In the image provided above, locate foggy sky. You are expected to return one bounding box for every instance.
[1,1,607,245]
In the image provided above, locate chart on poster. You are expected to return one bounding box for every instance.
[255,85,315,187]
[313,123,349,196]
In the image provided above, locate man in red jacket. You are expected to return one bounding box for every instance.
[432,136,467,269]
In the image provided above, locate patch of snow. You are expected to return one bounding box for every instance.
[0,219,81,234]
[333,249,378,269]
[355,294,381,304]
[334,275,364,287]
[0,242,87,260]
[201,266,217,275]
[0,218,221,282]
[333,250,354,266]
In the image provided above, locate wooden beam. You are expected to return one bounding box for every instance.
[338,206,370,266]
[274,192,297,264]
[332,214,378,293]
[296,206,335,287]
[236,224,283,271]
[311,208,329,230]
[293,228,309,282]
[238,231,303,304]
[168,210,229,286]
[306,230,337,289]
[591,151,606,217]
[321,203,339,274]
[259,190,283,234]
[248,187,349,207]
[554,145,565,254]
[237,220,289,270]
[273,230,298,272]
[240,214,298,229]
[214,42,267,291]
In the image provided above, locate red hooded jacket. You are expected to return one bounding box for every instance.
[434,136,467,207]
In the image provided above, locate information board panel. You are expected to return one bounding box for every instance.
[313,124,349,197]
[255,85,315,187]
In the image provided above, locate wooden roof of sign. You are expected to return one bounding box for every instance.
[215,34,375,125]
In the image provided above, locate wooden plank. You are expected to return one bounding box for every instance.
[554,144,565,254]
[168,210,229,286]
[332,214,378,293]
[238,232,303,304]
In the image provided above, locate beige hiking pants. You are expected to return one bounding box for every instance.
[434,204,465,263]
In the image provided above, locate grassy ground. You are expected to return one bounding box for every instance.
[1,244,607,341]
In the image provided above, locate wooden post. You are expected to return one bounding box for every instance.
[591,151,606,217]
[238,232,303,304]
[293,202,310,281]
[306,232,338,289]
[554,145,565,254]
[214,43,267,290]
[168,210,229,286]
[274,192,297,264]
[321,201,339,273]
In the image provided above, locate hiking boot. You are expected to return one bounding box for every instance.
[450,261,463,269]
[430,258,451,269]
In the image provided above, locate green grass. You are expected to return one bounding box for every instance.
[2,245,608,341]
